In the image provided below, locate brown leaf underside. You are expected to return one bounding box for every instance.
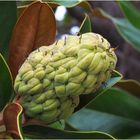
[116,80,140,97]
[9,1,56,79]
[3,103,23,139]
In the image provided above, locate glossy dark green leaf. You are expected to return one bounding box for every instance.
[0,54,13,111]
[79,14,92,34]
[93,8,140,52]
[67,88,140,138]
[67,108,140,139]
[75,70,122,111]
[0,1,17,59]
[23,124,115,139]
[87,88,140,121]
[118,1,140,29]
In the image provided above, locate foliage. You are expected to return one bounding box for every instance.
[93,2,140,52]
[0,1,17,59]
[0,1,140,139]
[9,1,56,79]
[68,88,140,139]
[0,54,13,111]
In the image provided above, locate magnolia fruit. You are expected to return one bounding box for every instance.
[14,32,117,123]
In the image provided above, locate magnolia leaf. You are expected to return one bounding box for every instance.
[118,1,140,29]
[93,8,140,52]
[67,88,140,139]
[116,79,140,98]
[87,88,140,121]
[0,54,13,111]
[9,1,56,79]
[48,0,92,11]
[79,14,92,34]
[0,1,17,59]
[17,1,92,17]
[48,0,84,8]
[3,103,23,139]
[23,124,115,139]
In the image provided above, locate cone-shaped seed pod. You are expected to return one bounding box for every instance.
[14,32,117,123]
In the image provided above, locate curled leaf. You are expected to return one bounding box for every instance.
[3,103,23,139]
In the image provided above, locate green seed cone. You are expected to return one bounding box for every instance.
[14,32,117,123]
